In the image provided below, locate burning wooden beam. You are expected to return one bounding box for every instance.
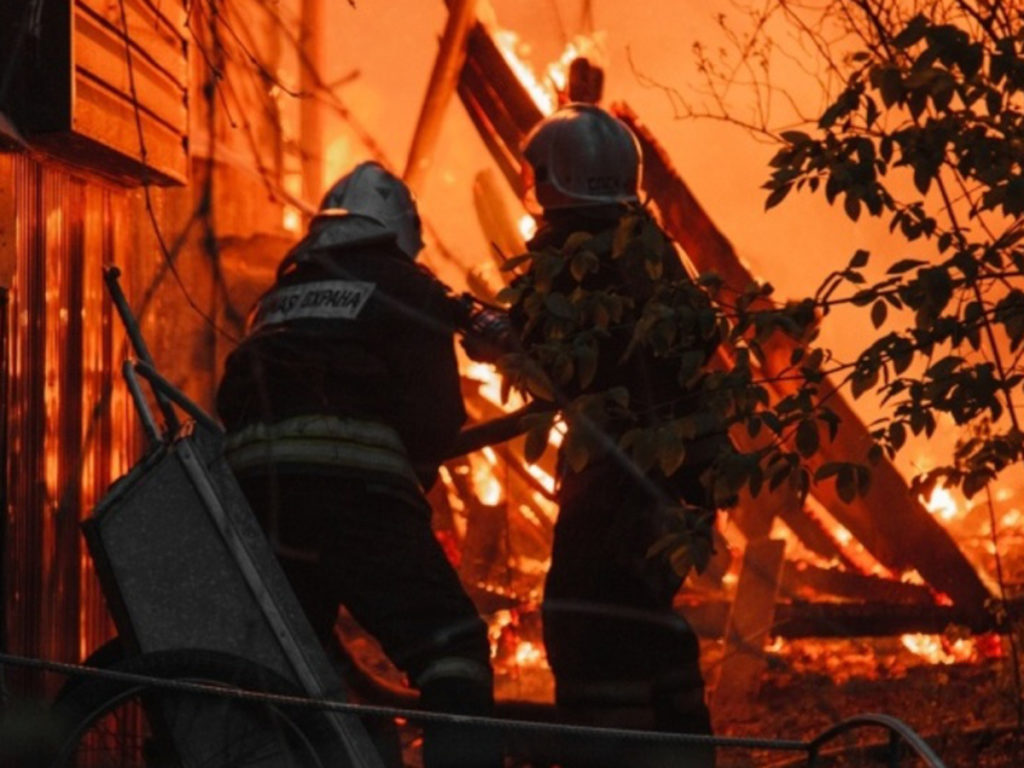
[780,562,936,604]
[404,0,478,193]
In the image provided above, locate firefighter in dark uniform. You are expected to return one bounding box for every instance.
[216,162,501,768]
[516,105,722,767]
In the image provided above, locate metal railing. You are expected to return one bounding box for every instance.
[0,651,950,767]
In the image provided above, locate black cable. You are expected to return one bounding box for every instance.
[115,0,240,345]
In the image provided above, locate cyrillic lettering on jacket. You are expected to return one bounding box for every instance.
[250,280,376,331]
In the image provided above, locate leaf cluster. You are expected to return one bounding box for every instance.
[495,209,847,576]
[761,5,1024,500]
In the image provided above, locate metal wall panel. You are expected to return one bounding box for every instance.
[3,153,136,694]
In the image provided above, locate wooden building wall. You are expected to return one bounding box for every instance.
[0,2,312,699]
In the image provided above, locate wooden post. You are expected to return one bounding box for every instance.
[300,0,324,203]
[403,0,478,193]
[713,537,786,713]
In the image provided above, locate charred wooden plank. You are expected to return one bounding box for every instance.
[457,79,524,197]
[460,58,531,182]
[679,598,1017,638]
[464,25,544,136]
[713,538,786,709]
[780,562,936,604]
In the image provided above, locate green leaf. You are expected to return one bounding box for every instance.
[844,194,862,221]
[524,423,551,464]
[814,462,844,481]
[658,429,687,476]
[766,183,793,210]
[780,130,812,145]
[570,250,599,282]
[544,292,574,320]
[563,430,591,473]
[925,355,963,380]
[500,253,533,271]
[576,340,598,389]
[562,230,593,255]
[893,14,929,49]
[889,421,907,450]
[607,386,630,409]
[612,215,638,259]
[887,258,927,275]
[836,464,857,503]
[850,249,870,268]
[796,419,820,457]
[522,359,555,401]
[495,285,524,305]
[871,299,888,328]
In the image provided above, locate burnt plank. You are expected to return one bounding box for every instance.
[713,538,786,710]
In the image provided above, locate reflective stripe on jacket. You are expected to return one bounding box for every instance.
[224,415,422,491]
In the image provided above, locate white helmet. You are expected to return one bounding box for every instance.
[311,161,424,260]
[521,104,642,212]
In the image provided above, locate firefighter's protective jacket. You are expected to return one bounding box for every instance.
[521,208,726,506]
[216,234,467,496]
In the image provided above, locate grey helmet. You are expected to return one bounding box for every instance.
[521,104,642,211]
[312,161,424,260]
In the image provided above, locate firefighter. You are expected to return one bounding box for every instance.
[515,104,722,767]
[216,161,502,768]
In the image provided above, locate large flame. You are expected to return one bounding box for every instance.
[489,30,606,116]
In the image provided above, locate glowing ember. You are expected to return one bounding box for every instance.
[921,484,959,521]
[470,452,503,506]
[831,523,853,547]
[466,361,525,409]
[900,569,926,585]
[518,213,537,241]
[515,640,544,667]
[900,633,978,665]
[488,609,548,671]
[282,206,302,233]
[525,463,555,494]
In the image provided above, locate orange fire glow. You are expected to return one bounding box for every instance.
[920,484,960,522]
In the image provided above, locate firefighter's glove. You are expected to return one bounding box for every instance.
[460,307,513,364]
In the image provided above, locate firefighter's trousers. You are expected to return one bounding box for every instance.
[542,464,715,768]
[238,472,501,768]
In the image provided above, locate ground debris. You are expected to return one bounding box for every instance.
[709,637,1023,767]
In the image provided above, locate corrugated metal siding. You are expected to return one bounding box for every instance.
[7,155,48,688]
[4,153,136,694]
